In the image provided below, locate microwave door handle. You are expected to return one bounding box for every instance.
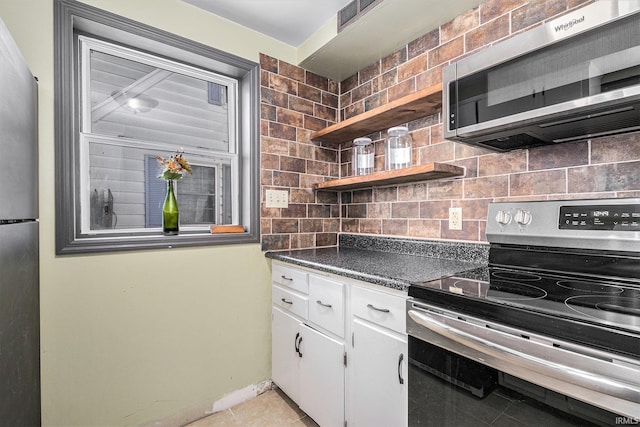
[407,309,640,407]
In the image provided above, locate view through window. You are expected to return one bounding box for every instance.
[80,37,237,233]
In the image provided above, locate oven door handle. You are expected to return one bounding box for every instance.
[408,308,640,407]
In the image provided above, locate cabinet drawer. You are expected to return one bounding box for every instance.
[272,263,308,294]
[351,285,406,334]
[308,275,345,337]
[273,285,308,319]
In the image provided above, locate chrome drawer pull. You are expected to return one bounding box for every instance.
[281,298,293,305]
[281,275,293,281]
[316,300,333,308]
[367,303,390,313]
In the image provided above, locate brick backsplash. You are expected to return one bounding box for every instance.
[260,54,341,251]
[260,0,640,251]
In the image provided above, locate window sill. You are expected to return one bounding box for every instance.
[57,229,260,255]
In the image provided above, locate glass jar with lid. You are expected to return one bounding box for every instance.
[385,126,412,170]
[352,137,374,176]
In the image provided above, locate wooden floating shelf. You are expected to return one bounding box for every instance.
[310,84,442,145]
[313,163,464,191]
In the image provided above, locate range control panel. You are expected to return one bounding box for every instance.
[486,198,640,252]
[559,204,640,231]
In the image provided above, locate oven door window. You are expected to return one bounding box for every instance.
[408,337,620,426]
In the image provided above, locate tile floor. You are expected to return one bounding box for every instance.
[186,388,320,427]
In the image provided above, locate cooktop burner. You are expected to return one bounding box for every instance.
[451,278,548,301]
[556,280,625,294]
[487,281,547,301]
[567,295,640,317]
[492,271,542,282]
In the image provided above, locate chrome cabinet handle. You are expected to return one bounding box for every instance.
[316,300,333,308]
[280,298,293,305]
[281,275,293,281]
[294,333,303,357]
[367,303,390,313]
[398,353,404,385]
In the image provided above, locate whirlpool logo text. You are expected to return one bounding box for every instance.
[554,16,585,32]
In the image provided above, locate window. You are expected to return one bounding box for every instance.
[80,37,237,232]
[54,0,260,254]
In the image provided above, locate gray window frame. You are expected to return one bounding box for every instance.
[54,0,260,254]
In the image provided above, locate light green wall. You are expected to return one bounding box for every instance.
[0,1,292,425]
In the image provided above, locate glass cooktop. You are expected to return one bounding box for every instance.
[409,266,640,358]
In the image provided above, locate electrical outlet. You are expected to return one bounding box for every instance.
[449,207,462,230]
[265,189,289,208]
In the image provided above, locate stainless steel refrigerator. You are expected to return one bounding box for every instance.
[0,16,40,426]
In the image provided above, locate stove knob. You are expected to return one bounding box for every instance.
[514,209,532,226]
[495,210,512,225]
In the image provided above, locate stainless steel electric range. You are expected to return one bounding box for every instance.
[407,198,640,426]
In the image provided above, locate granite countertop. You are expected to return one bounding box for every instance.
[265,234,489,291]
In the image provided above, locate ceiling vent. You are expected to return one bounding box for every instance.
[338,0,384,32]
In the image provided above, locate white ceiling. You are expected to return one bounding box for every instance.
[182,0,354,46]
[301,0,485,80]
[182,0,485,80]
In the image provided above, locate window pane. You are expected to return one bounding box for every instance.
[89,142,148,230]
[221,164,233,224]
[87,140,231,231]
[89,50,230,152]
[178,165,216,225]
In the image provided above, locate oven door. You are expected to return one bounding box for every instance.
[406,299,640,426]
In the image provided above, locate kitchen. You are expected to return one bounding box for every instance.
[0,0,638,426]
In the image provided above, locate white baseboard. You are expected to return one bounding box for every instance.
[210,379,273,414]
[141,379,273,427]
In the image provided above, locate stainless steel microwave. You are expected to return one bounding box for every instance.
[443,0,640,151]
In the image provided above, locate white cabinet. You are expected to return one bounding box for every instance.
[271,306,302,402]
[350,319,407,427]
[299,323,345,427]
[349,285,408,427]
[270,263,345,427]
[271,261,407,427]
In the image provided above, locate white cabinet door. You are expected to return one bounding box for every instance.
[299,323,345,427]
[272,306,301,403]
[350,318,407,427]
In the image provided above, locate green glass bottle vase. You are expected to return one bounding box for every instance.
[162,179,179,235]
